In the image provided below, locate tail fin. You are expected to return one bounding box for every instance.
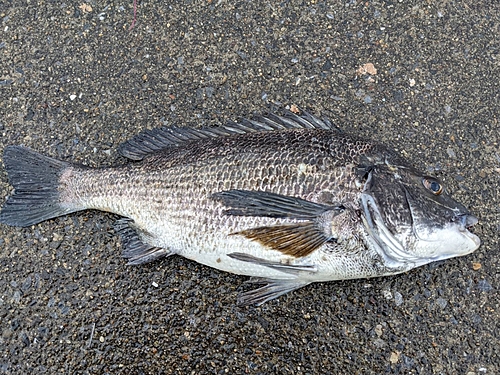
[0,146,80,227]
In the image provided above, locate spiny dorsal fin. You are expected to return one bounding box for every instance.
[118,110,336,160]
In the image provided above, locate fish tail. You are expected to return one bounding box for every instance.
[0,146,82,227]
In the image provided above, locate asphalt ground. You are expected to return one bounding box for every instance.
[0,1,499,374]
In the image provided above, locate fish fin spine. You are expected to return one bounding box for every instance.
[118,111,338,161]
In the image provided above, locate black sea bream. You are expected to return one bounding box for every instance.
[0,112,480,305]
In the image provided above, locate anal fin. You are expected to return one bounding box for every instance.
[237,277,311,306]
[114,218,171,265]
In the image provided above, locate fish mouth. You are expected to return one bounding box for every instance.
[454,214,481,248]
[402,187,481,255]
[460,214,478,228]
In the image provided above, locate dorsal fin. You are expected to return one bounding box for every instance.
[118,111,336,160]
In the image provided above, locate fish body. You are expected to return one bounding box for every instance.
[0,112,480,305]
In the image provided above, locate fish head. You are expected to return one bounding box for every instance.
[360,157,480,269]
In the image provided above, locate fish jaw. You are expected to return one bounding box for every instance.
[407,219,481,266]
[360,188,480,273]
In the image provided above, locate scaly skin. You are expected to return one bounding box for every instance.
[59,129,390,280]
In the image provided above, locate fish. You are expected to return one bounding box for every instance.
[0,111,481,305]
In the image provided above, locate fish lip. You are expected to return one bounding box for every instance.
[457,214,481,248]
[457,214,478,230]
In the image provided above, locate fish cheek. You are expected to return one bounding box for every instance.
[406,184,457,224]
[373,183,413,235]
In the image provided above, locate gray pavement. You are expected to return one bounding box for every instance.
[0,1,499,374]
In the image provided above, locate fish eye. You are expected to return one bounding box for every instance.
[422,177,444,195]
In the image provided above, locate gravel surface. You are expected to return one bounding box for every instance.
[0,1,499,374]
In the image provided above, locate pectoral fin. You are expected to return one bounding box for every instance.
[214,190,343,257]
[211,189,335,219]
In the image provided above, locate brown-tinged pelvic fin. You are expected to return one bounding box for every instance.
[227,253,317,274]
[114,218,171,265]
[235,223,330,258]
[212,189,337,219]
[236,276,311,306]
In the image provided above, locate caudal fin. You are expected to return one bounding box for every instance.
[0,146,80,227]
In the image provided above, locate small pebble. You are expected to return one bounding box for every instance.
[389,351,400,364]
[382,289,392,300]
[13,291,21,304]
[394,291,403,306]
[436,298,448,309]
[477,279,493,292]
